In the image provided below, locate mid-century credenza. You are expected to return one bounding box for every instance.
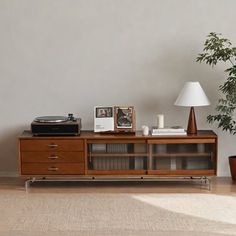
[19,130,217,188]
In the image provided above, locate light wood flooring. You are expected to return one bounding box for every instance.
[0,177,236,194]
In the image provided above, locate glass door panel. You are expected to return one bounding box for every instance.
[149,143,215,171]
[87,142,147,172]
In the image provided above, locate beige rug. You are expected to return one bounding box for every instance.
[0,192,236,236]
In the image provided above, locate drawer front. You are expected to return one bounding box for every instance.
[21,163,85,175]
[20,140,84,152]
[21,152,84,163]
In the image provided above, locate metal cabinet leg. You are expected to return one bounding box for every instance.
[200,176,211,190]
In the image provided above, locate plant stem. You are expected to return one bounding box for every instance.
[229,58,235,66]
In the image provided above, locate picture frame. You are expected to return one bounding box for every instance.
[95,107,113,118]
[94,106,114,132]
[114,106,136,133]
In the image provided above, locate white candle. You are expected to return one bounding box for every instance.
[157,114,164,128]
[142,125,149,136]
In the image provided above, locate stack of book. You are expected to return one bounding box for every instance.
[152,126,187,136]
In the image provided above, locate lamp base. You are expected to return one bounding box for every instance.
[187,107,197,134]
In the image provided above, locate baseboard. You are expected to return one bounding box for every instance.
[0,171,18,177]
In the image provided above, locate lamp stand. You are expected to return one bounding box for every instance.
[187,107,197,134]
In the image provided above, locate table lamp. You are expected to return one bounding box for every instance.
[174,81,210,134]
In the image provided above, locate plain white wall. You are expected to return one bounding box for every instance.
[0,0,236,176]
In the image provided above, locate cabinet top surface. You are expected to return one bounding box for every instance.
[19,130,217,139]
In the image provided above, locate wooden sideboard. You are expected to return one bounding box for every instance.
[19,130,217,184]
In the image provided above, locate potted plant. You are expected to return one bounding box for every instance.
[197,32,236,180]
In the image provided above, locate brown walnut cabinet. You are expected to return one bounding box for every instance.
[19,130,217,183]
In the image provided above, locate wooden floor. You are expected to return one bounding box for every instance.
[0,177,236,194]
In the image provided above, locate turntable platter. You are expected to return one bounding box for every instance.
[34,116,68,123]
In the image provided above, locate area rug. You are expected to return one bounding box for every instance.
[0,193,236,236]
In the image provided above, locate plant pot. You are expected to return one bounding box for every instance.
[229,156,236,181]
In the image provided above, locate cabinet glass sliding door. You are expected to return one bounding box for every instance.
[87,140,147,174]
[147,140,217,176]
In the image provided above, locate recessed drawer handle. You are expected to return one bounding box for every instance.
[48,167,59,171]
[48,144,58,148]
[48,156,59,160]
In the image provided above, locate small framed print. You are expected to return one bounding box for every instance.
[94,106,114,132]
[114,106,135,133]
[95,107,113,118]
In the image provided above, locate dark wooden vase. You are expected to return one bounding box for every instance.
[229,156,236,181]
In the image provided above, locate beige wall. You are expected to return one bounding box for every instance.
[0,0,236,176]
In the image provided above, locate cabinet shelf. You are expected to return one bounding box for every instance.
[89,152,211,158]
[89,153,147,157]
[148,169,215,176]
[87,170,146,175]
[152,152,211,157]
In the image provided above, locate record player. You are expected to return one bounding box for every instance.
[31,114,81,136]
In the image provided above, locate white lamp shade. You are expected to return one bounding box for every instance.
[174,81,210,107]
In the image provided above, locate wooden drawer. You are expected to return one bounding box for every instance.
[21,151,84,163]
[20,139,84,152]
[21,163,85,175]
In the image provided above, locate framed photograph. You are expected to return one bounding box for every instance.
[114,106,135,133]
[95,107,113,118]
